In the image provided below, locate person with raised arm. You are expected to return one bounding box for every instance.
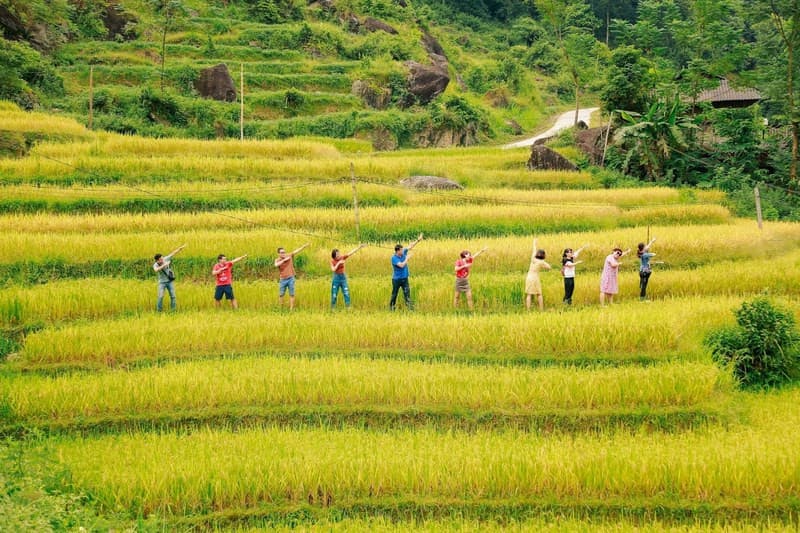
[525,238,551,311]
[213,253,247,309]
[275,243,310,311]
[561,244,588,306]
[454,246,488,310]
[153,243,187,312]
[330,243,367,309]
[599,246,630,306]
[637,237,657,301]
[390,233,423,311]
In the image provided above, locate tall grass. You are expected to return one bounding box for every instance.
[15,297,747,368]
[1,358,727,422]
[0,222,796,276]
[0,204,731,237]
[42,390,800,517]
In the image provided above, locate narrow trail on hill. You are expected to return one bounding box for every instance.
[502,107,600,149]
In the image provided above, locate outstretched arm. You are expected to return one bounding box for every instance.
[473,246,488,259]
[407,233,424,251]
[643,237,656,251]
[619,248,632,257]
[230,254,247,264]
[292,243,310,256]
[574,243,589,258]
[346,243,367,256]
[166,243,187,258]
[530,238,538,261]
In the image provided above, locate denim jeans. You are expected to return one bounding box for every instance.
[331,273,350,307]
[157,281,176,311]
[390,277,412,310]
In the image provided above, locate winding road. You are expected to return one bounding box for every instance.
[502,107,599,149]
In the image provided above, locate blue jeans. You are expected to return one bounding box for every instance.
[390,277,412,310]
[279,276,295,297]
[157,281,176,311]
[331,274,350,307]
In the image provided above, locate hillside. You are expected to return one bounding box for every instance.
[1,0,565,148]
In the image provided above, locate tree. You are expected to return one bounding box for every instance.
[748,0,800,188]
[611,95,697,182]
[535,0,603,125]
[600,45,653,115]
[706,297,800,389]
[149,0,186,92]
[671,0,748,100]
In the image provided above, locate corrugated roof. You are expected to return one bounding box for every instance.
[696,78,761,103]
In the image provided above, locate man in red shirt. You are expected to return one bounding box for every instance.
[213,253,247,309]
[454,247,487,310]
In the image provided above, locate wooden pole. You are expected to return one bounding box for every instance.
[240,63,244,141]
[601,111,613,167]
[754,186,763,230]
[88,66,94,130]
[351,162,360,242]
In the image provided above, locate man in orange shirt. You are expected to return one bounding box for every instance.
[274,243,309,310]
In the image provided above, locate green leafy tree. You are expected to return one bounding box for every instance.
[705,297,800,389]
[671,0,747,100]
[748,0,800,188]
[534,0,603,125]
[600,44,653,115]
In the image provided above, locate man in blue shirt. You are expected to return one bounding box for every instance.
[390,233,423,311]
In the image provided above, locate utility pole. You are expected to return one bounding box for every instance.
[351,162,360,242]
[754,186,763,230]
[240,63,244,141]
[88,66,94,130]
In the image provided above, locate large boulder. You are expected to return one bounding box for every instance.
[413,124,479,148]
[527,145,578,171]
[0,4,26,41]
[400,175,463,190]
[575,127,608,165]
[102,1,138,41]
[421,31,446,57]
[363,17,398,34]
[351,80,391,109]
[404,61,449,104]
[195,64,237,102]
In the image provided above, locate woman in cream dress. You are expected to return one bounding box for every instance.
[525,238,551,311]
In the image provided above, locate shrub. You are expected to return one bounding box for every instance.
[705,297,800,389]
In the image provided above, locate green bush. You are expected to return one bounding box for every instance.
[705,298,800,389]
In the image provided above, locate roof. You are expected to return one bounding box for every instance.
[695,78,761,107]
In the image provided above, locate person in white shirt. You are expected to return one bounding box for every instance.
[560,244,587,305]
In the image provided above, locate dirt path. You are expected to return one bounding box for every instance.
[502,107,599,149]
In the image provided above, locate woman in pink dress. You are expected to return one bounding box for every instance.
[600,247,630,306]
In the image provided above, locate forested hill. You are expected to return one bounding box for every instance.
[0,0,558,147]
[1,0,799,203]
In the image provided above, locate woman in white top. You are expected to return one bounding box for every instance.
[561,244,587,305]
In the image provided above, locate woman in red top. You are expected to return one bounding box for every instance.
[454,247,487,310]
[330,243,367,309]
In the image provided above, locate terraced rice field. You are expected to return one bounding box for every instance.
[1,112,799,530]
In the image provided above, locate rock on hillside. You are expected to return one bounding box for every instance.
[195,64,237,102]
